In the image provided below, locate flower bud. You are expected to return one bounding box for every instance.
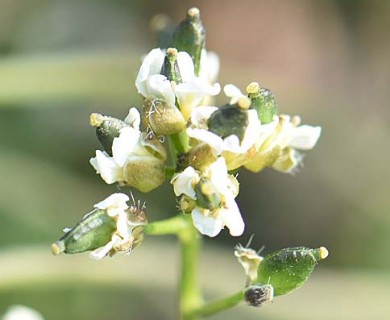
[245,284,274,307]
[257,247,329,296]
[173,7,205,76]
[51,208,117,255]
[246,82,277,124]
[142,98,186,136]
[90,113,130,155]
[160,48,182,83]
[188,143,218,170]
[207,104,249,143]
[51,193,148,259]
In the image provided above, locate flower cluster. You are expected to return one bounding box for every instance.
[53,7,322,259]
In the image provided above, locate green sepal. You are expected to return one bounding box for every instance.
[250,88,277,124]
[53,209,117,254]
[160,48,182,83]
[90,113,129,155]
[207,104,249,142]
[256,247,328,296]
[173,8,205,76]
[194,178,221,211]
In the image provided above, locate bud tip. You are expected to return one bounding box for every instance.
[188,7,200,18]
[51,242,64,255]
[166,47,178,56]
[237,97,251,110]
[319,246,329,260]
[90,113,104,127]
[246,82,260,94]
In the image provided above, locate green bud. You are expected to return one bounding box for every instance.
[246,82,277,124]
[51,209,116,255]
[194,178,221,211]
[207,104,249,142]
[256,247,329,296]
[173,7,205,76]
[90,113,129,155]
[160,48,182,83]
[245,284,274,307]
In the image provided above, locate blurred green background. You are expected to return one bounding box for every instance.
[0,0,389,319]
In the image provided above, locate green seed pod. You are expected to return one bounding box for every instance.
[90,113,129,155]
[173,7,205,76]
[51,209,117,255]
[194,178,221,211]
[207,104,249,142]
[247,82,277,124]
[160,48,182,83]
[257,247,329,296]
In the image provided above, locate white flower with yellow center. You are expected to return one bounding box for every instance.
[136,48,221,120]
[171,157,244,237]
[90,108,166,192]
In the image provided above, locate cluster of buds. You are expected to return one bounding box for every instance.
[52,7,322,260]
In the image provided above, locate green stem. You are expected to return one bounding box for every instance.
[190,290,245,318]
[169,130,190,155]
[178,215,202,320]
[143,214,189,236]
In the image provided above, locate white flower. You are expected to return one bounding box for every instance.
[90,108,166,192]
[89,193,146,260]
[245,115,321,173]
[135,48,221,120]
[2,305,44,320]
[187,105,261,170]
[171,158,244,237]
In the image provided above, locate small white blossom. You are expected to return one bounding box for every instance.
[245,115,321,173]
[90,193,146,260]
[171,158,244,237]
[2,305,44,320]
[135,48,221,121]
[90,108,166,192]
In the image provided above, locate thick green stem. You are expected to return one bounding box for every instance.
[190,290,245,318]
[178,215,202,320]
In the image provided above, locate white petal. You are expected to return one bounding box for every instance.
[175,80,220,111]
[240,110,262,151]
[90,151,123,184]
[94,193,129,211]
[289,125,321,150]
[112,127,140,167]
[208,158,229,193]
[187,128,224,155]
[199,49,220,83]
[223,84,245,102]
[256,116,279,148]
[177,51,195,82]
[135,48,165,96]
[191,208,224,237]
[145,74,176,106]
[171,167,198,199]
[116,211,131,239]
[219,197,244,236]
[190,106,218,128]
[124,107,141,130]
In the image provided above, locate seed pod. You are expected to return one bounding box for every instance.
[160,48,182,83]
[90,113,129,155]
[207,104,249,142]
[194,178,221,211]
[247,82,277,124]
[51,209,116,255]
[173,7,205,76]
[257,247,328,296]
